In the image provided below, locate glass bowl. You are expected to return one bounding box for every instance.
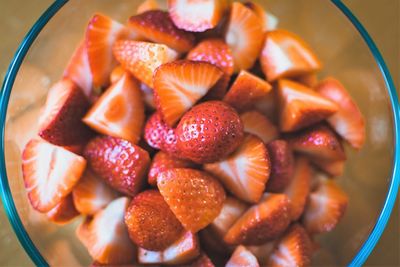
[1,0,399,266]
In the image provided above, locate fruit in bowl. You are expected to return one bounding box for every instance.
[19,0,366,265]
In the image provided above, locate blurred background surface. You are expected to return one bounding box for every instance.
[0,0,398,266]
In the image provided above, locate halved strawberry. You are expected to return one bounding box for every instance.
[168,0,228,32]
[84,136,150,196]
[46,194,79,224]
[267,224,312,267]
[113,40,178,88]
[284,157,312,221]
[125,190,184,251]
[316,77,366,149]
[286,124,346,161]
[187,38,234,100]
[240,110,279,144]
[140,83,156,110]
[254,89,278,123]
[188,253,215,267]
[138,231,200,265]
[72,170,119,215]
[109,65,125,84]
[137,0,160,14]
[247,241,275,266]
[225,2,264,72]
[38,79,93,146]
[22,138,86,212]
[226,245,260,267]
[223,70,272,112]
[157,168,226,233]
[77,197,136,264]
[293,73,318,88]
[63,41,93,96]
[260,29,322,82]
[175,101,244,163]
[244,1,278,32]
[129,10,195,53]
[302,178,349,234]
[154,60,223,126]
[86,14,137,88]
[312,158,345,177]
[83,73,145,144]
[210,197,248,237]
[277,79,338,132]
[265,140,294,192]
[204,134,270,203]
[148,151,195,186]
[224,193,291,245]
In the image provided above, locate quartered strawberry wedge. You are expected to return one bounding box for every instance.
[21,0,366,265]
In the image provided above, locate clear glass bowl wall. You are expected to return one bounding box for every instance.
[1,0,398,266]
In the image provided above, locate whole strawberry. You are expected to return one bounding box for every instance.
[176,101,244,164]
[84,136,150,196]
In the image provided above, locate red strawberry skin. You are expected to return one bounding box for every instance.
[176,101,244,164]
[265,140,294,192]
[84,136,150,196]
[129,10,195,53]
[148,151,195,186]
[38,79,93,146]
[125,190,184,251]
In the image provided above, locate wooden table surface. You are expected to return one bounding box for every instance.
[0,0,398,266]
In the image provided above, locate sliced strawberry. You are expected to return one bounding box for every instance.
[38,79,93,146]
[247,241,275,266]
[176,101,244,163]
[267,224,312,267]
[72,170,119,215]
[83,73,145,144]
[226,245,260,267]
[312,158,345,177]
[277,79,338,132]
[84,136,150,196]
[154,60,223,126]
[225,2,264,72]
[157,168,226,233]
[284,157,312,221]
[138,231,200,265]
[316,77,366,149]
[224,193,290,245]
[286,124,346,161]
[293,73,318,88]
[63,41,93,96]
[302,178,349,234]
[129,10,195,53]
[265,140,294,192]
[254,89,278,123]
[137,0,160,14]
[187,38,234,100]
[86,14,137,88]
[204,134,270,203]
[140,83,156,110]
[240,110,279,144]
[125,190,184,251]
[188,253,215,267]
[46,194,79,224]
[210,197,248,237]
[77,197,136,264]
[109,65,125,84]
[22,139,86,212]
[168,0,228,32]
[260,29,322,82]
[244,1,278,32]
[148,151,195,186]
[223,70,272,112]
[113,40,178,88]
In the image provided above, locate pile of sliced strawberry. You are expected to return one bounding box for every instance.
[21,1,366,265]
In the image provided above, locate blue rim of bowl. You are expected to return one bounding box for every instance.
[0,0,399,266]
